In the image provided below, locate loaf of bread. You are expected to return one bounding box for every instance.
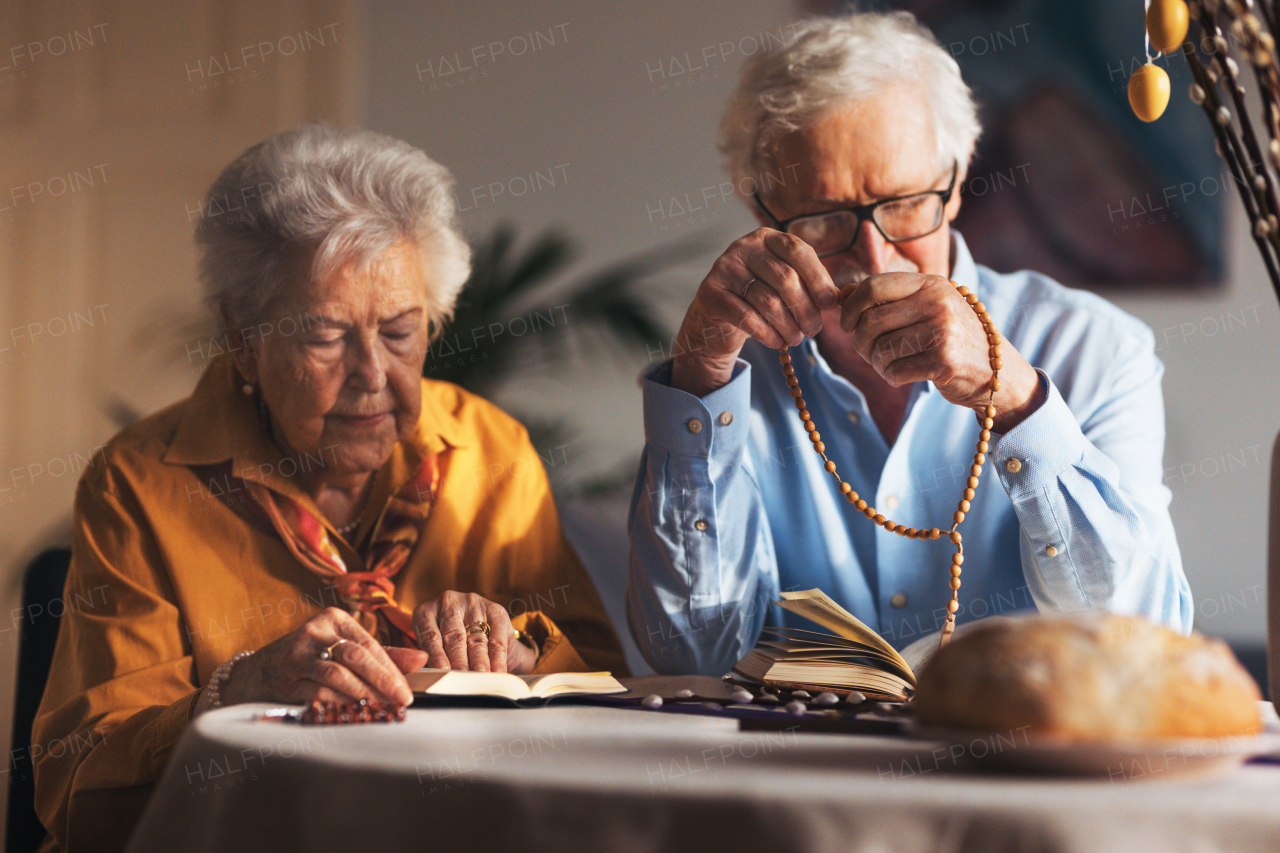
[912,613,1262,741]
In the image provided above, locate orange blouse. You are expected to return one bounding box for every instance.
[31,357,626,853]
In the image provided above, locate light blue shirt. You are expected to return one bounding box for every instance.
[626,232,1192,676]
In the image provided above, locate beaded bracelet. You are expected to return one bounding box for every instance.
[781,280,1002,648]
[207,650,254,710]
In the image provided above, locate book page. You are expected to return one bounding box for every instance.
[407,669,531,700]
[775,589,914,682]
[524,671,626,697]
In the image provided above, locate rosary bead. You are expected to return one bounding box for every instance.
[855,499,868,510]
[959,499,971,512]
[789,387,803,399]
[979,429,991,441]
[977,440,989,453]
[974,301,986,314]
[982,417,994,429]
[884,520,897,532]
[906,528,918,539]
[814,441,826,454]
[989,332,1002,346]
[950,531,962,544]
[783,364,795,377]
[840,482,852,494]
[964,488,975,500]
[966,476,979,489]
[824,460,836,473]
[794,398,806,411]
[947,599,960,614]
[991,377,1001,392]
[953,510,965,524]
[993,358,1003,370]
[985,404,997,418]
[929,528,941,540]
[950,565,962,577]
[973,453,985,466]
[990,345,1003,358]
[957,285,971,296]
[786,375,800,387]
[804,419,815,432]
[846,492,859,504]
[863,507,876,519]
[950,577,962,590]
[952,552,964,565]
[779,351,791,365]
[965,293,979,305]
[970,464,982,477]
[809,429,821,442]
[873,513,885,525]
[798,408,810,421]
[894,523,907,535]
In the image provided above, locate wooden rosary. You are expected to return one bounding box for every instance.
[779,280,1002,648]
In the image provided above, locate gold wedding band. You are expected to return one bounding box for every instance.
[319,639,349,661]
[465,621,491,637]
[741,277,759,300]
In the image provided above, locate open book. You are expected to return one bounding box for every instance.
[407,668,626,702]
[732,589,917,701]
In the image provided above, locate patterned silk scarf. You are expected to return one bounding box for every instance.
[235,456,441,647]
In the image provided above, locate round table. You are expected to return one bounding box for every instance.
[126,700,1280,853]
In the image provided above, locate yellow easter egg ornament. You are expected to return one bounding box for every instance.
[1146,0,1190,54]
[1129,63,1171,122]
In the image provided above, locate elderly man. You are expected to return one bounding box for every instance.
[626,12,1192,675]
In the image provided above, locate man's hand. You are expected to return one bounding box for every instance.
[671,228,840,397]
[838,272,1043,431]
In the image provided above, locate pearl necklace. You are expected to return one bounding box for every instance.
[780,280,1002,649]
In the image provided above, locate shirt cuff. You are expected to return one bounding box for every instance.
[990,371,1086,499]
[641,357,751,458]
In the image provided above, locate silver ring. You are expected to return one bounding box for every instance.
[741,277,759,300]
[319,639,349,661]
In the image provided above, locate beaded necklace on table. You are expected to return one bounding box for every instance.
[780,280,1002,648]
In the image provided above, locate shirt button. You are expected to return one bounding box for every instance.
[1045,545,1058,557]
[718,411,733,426]
[687,418,703,434]
[847,412,861,425]
[694,519,708,531]
[890,593,908,608]
[884,495,899,510]
[1005,457,1022,473]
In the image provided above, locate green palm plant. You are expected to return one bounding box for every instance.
[423,225,710,494]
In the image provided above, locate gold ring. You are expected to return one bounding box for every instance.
[741,277,759,300]
[319,639,348,661]
[465,621,491,637]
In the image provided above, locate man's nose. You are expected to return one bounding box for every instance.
[847,218,895,274]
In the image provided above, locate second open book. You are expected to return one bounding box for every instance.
[732,589,917,701]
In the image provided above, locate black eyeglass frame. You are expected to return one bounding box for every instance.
[753,160,959,257]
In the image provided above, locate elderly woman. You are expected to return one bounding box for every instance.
[31,123,625,852]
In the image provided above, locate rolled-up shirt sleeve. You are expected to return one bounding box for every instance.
[992,344,1192,633]
[626,358,778,674]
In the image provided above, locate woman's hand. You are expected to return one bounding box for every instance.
[412,590,537,675]
[215,607,427,709]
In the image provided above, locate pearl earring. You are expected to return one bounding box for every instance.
[242,383,254,396]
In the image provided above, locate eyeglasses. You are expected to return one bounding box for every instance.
[753,161,959,257]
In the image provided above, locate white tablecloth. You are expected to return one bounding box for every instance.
[127,701,1280,853]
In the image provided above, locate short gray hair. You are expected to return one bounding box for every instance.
[196,123,471,339]
[718,12,981,191]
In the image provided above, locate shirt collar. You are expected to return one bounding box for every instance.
[163,356,468,500]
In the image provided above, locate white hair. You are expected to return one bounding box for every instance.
[196,123,471,340]
[719,11,981,190]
